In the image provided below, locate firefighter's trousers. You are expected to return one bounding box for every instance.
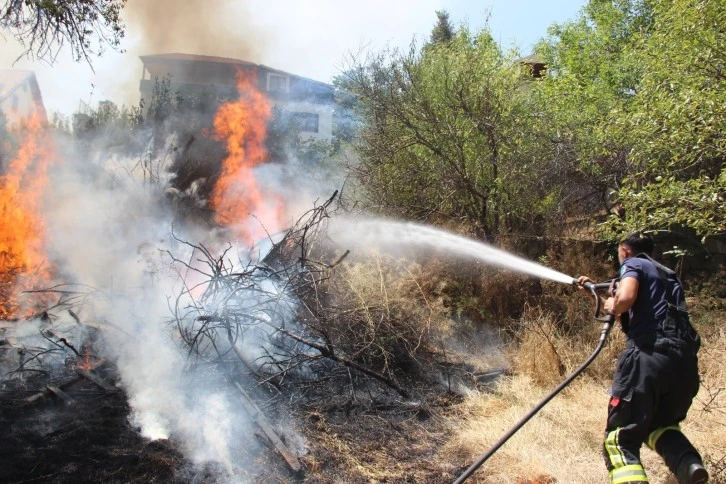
[603,335,701,484]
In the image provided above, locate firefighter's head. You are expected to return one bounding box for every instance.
[618,232,654,264]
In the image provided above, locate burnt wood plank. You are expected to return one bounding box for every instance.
[23,359,108,405]
[24,375,82,404]
[234,382,301,473]
[76,369,117,392]
[46,385,74,404]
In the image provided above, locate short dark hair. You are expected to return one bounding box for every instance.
[620,232,654,255]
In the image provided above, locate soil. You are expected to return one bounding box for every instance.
[0,360,482,483]
[294,390,466,483]
[0,365,194,483]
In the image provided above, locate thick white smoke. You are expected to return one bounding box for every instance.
[1,0,447,115]
[27,118,343,475]
[40,137,258,473]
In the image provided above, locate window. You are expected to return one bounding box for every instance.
[267,73,289,93]
[291,112,319,133]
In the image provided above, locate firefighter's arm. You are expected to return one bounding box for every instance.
[604,277,638,316]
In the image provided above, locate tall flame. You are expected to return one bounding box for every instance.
[0,113,54,319]
[210,69,282,244]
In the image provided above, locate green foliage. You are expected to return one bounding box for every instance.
[532,1,652,215]
[533,0,724,239]
[345,2,724,241]
[0,0,127,65]
[72,99,143,142]
[346,29,560,237]
[145,76,178,127]
[429,10,455,45]
[606,0,725,238]
[331,71,363,147]
[601,172,726,238]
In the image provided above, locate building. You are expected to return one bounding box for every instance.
[0,70,46,125]
[518,54,547,79]
[139,53,335,142]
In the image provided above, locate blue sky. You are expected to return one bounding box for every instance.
[446,0,588,51]
[1,0,587,115]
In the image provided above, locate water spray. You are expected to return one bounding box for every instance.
[327,218,576,285]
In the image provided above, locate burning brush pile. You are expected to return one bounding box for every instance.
[0,70,476,482]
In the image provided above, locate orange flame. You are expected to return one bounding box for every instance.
[78,354,92,371]
[0,113,54,319]
[210,69,282,244]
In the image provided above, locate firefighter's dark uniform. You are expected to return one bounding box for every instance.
[604,254,702,483]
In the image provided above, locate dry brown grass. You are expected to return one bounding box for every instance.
[444,375,608,483]
[295,241,724,483]
[513,304,628,385]
[326,253,454,372]
[689,320,726,483]
[512,307,567,387]
[444,309,726,483]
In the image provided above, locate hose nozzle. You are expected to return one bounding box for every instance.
[573,277,611,291]
[573,277,619,321]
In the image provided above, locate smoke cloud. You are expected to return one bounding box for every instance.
[124,0,266,62]
[32,134,284,475]
[17,92,343,475]
[1,0,448,115]
[97,0,272,113]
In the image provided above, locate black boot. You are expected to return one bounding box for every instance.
[676,453,708,484]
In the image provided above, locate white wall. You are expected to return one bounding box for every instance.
[0,80,40,125]
[273,100,334,142]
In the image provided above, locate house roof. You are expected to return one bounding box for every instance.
[139,52,333,90]
[517,54,546,65]
[0,70,35,102]
[139,52,258,67]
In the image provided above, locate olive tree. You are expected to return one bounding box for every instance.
[604,0,725,237]
[344,28,559,239]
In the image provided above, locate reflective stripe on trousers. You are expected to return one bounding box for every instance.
[610,464,649,483]
[647,424,681,450]
[605,428,649,483]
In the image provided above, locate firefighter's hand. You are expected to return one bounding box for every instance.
[604,297,616,315]
[576,276,595,299]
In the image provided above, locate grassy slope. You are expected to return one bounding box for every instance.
[445,311,725,483]
[293,304,724,483]
[287,253,724,483]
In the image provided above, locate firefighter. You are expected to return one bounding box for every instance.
[578,233,708,484]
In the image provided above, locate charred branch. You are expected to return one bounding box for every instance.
[76,368,117,393]
[168,191,416,401]
[23,359,107,405]
[272,325,409,399]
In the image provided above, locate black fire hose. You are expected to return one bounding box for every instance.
[453,280,616,484]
